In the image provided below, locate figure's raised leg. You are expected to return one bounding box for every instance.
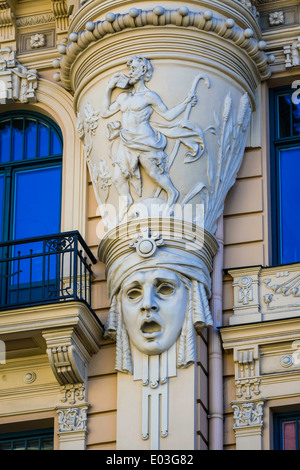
[139,154,179,214]
[113,165,133,224]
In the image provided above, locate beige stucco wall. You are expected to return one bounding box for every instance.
[222,81,270,449]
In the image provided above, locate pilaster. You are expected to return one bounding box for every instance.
[57,0,272,450]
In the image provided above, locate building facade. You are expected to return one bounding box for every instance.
[0,0,299,451]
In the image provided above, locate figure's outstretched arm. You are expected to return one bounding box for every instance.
[151,91,197,121]
[101,73,123,118]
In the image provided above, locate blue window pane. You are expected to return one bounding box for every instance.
[279,147,300,263]
[278,94,291,138]
[292,101,300,136]
[11,166,61,284]
[50,130,62,155]
[13,166,61,239]
[38,122,50,157]
[0,120,11,162]
[12,118,24,161]
[24,119,37,159]
[0,174,3,241]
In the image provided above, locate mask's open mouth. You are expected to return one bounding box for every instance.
[141,320,162,338]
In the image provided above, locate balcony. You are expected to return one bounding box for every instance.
[0,232,103,388]
[0,231,96,312]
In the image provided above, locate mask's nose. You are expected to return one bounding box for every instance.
[140,285,159,316]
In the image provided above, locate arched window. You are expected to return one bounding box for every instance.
[0,112,62,243]
[0,112,63,305]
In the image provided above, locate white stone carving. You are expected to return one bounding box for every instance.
[76,102,99,158]
[100,55,207,223]
[192,92,252,234]
[76,103,112,203]
[230,265,300,323]
[232,401,264,428]
[238,276,254,305]
[57,406,88,432]
[103,224,216,371]
[265,273,300,297]
[264,273,300,310]
[236,378,261,400]
[121,268,189,356]
[23,372,36,384]
[133,345,177,448]
[237,0,259,19]
[0,48,38,104]
[234,346,261,400]
[16,13,55,27]
[61,383,86,404]
[30,33,46,49]
[284,37,300,68]
[96,54,252,449]
[280,355,294,368]
[43,329,90,386]
[97,57,251,233]
[269,11,284,26]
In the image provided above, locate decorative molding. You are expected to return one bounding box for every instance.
[229,264,300,324]
[93,57,252,234]
[269,11,284,26]
[237,0,259,19]
[30,33,46,49]
[100,58,208,226]
[51,0,73,32]
[23,371,36,384]
[60,383,86,404]
[133,345,177,449]
[76,102,112,205]
[264,272,300,310]
[0,0,16,44]
[57,406,88,432]
[232,401,264,428]
[76,101,100,158]
[43,329,90,386]
[0,47,38,103]
[238,276,254,305]
[284,37,300,68]
[19,30,55,54]
[16,13,55,28]
[54,6,274,90]
[280,355,294,368]
[234,346,261,400]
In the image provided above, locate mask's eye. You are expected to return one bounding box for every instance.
[156,283,175,296]
[126,288,142,301]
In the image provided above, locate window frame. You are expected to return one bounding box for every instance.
[274,411,300,450]
[269,85,300,265]
[0,111,63,243]
[0,427,54,450]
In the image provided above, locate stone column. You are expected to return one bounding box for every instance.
[54,0,273,450]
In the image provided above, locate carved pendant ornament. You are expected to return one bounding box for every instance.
[0,47,38,104]
[83,55,254,449]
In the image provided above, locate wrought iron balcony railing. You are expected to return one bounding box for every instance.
[0,231,97,311]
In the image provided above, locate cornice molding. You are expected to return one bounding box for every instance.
[70,0,262,36]
[220,316,300,348]
[54,6,274,91]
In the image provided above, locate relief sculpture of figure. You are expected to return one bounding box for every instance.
[101,55,206,222]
